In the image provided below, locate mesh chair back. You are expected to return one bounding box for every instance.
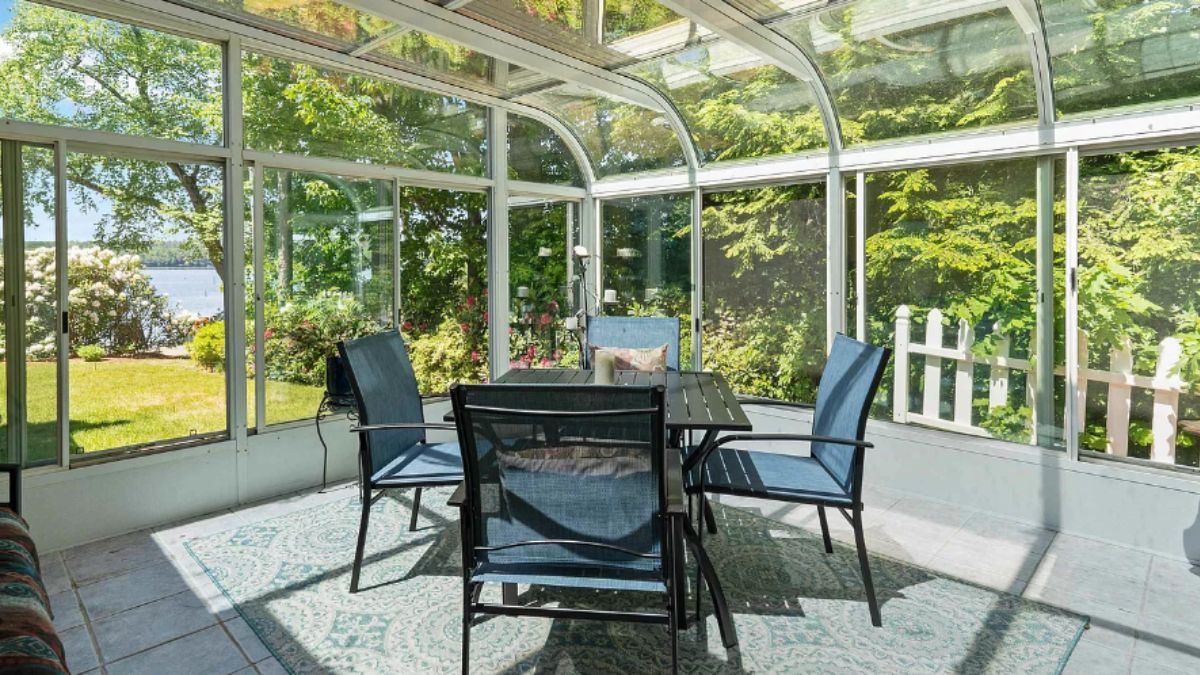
[811,334,890,494]
[338,330,426,473]
[586,316,681,370]
[451,384,667,576]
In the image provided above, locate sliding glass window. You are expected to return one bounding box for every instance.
[509,200,580,369]
[702,184,826,402]
[398,187,488,394]
[66,153,226,456]
[1077,146,1200,469]
[255,169,395,428]
[601,193,692,368]
[861,159,1063,448]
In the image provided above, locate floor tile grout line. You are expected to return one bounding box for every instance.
[98,617,226,667]
[216,617,257,670]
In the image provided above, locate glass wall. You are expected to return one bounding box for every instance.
[1077,146,1200,468]
[399,187,488,394]
[243,53,488,176]
[509,200,580,369]
[702,184,826,402]
[22,145,56,465]
[507,115,584,186]
[861,158,1062,448]
[601,192,692,367]
[0,1,222,145]
[67,153,226,455]
[258,169,395,427]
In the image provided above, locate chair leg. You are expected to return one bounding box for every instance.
[817,505,833,554]
[409,487,423,532]
[703,498,718,535]
[350,489,372,593]
[669,597,679,675]
[852,509,881,627]
[462,582,473,675]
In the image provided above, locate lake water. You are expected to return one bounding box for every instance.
[145,267,224,318]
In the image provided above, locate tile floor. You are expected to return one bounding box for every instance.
[47,482,1200,674]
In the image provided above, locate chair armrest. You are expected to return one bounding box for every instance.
[447,481,467,507]
[663,450,687,516]
[350,422,458,433]
[735,395,815,411]
[0,464,20,515]
[712,433,873,449]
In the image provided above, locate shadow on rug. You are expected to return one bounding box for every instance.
[185,489,1086,674]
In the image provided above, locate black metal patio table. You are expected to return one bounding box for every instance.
[445,369,749,649]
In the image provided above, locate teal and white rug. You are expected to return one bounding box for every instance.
[185,489,1086,674]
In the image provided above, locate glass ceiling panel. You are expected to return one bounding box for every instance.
[174,0,396,48]
[1042,0,1200,117]
[459,0,701,67]
[742,0,1039,144]
[623,39,826,162]
[366,28,496,91]
[517,83,686,177]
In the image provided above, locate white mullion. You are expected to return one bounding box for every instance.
[392,178,402,328]
[224,36,249,501]
[691,187,703,370]
[2,141,25,465]
[1065,148,1081,461]
[855,170,866,341]
[825,167,845,350]
[252,167,267,433]
[54,141,69,469]
[488,108,510,380]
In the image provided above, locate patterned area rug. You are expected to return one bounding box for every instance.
[185,489,1086,674]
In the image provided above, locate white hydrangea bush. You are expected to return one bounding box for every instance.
[10,246,194,359]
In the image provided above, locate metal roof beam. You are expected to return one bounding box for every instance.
[1006,0,1056,127]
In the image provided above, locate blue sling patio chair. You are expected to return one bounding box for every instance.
[450,383,688,674]
[585,316,681,370]
[338,330,464,593]
[684,334,891,626]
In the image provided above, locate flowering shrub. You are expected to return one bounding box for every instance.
[18,246,193,359]
[189,320,225,371]
[260,291,383,386]
[406,317,488,395]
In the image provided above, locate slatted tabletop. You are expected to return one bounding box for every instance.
[486,369,752,432]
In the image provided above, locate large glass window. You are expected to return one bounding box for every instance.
[1044,0,1200,117]
[517,84,687,177]
[243,53,488,176]
[22,145,56,465]
[509,200,580,369]
[0,1,222,145]
[702,184,826,402]
[175,0,395,48]
[601,192,692,367]
[623,40,826,162]
[399,187,488,394]
[743,0,1038,144]
[862,159,1062,448]
[67,153,226,456]
[507,115,584,186]
[1077,146,1200,468]
[257,169,395,427]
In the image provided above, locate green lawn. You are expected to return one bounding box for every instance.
[5,357,322,461]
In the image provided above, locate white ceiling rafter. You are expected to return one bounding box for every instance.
[654,0,844,154]
[338,0,702,169]
[1005,0,1056,127]
[70,0,597,187]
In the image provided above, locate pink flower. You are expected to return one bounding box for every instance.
[508,326,513,335]
[482,287,488,296]
[539,313,552,326]
[460,323,469,333]
[548,300,559,312]
[540,357,551,367]
[401,320,413,331]
[527,345,537,357]
[264,328,274,339]
[482,311,489,322]
[466,296,477,307]
[470,351,480,363]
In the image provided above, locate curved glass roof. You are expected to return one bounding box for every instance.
[167,0,1200,179]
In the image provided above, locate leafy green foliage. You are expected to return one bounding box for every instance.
[189,320,225,372]
[76,345,105,363]
[261,292,380,387]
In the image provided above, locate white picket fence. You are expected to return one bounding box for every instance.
[892,305,1186,463]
